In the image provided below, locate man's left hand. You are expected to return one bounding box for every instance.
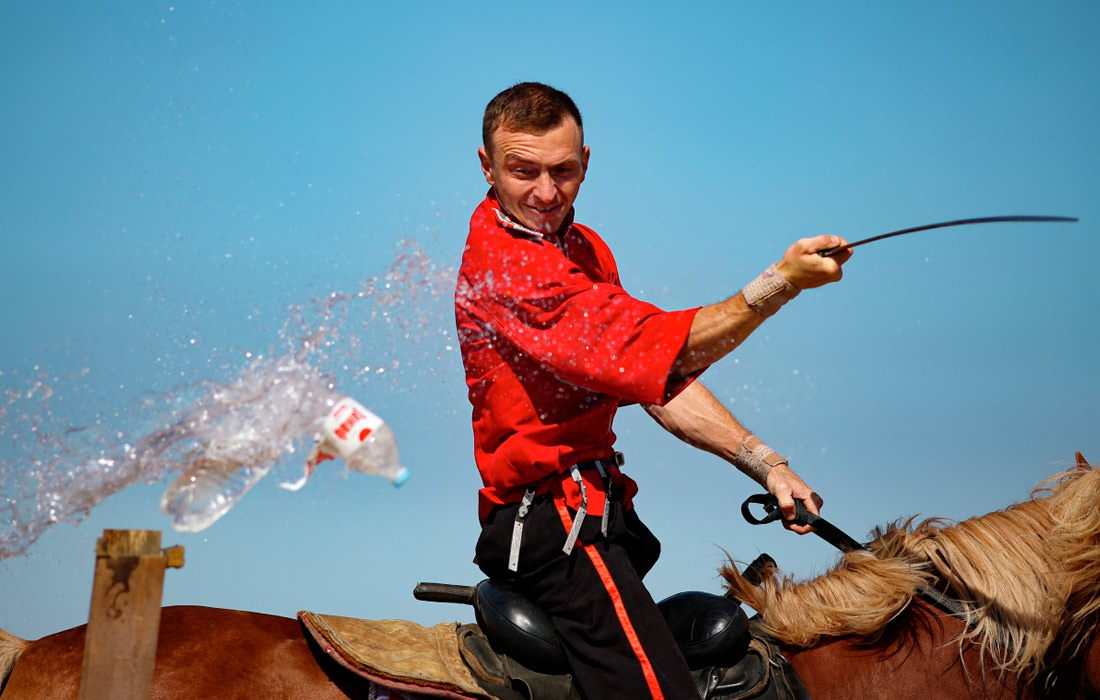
[765,464,824,535]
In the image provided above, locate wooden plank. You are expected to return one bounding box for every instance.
[77,530,182,700]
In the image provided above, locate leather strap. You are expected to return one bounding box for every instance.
[741,494,863,552]
[741,494,969,620]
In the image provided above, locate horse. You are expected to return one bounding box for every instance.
[723,451,1100,699]
[1,454,1097,700]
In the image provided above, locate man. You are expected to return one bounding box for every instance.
[455,82,852,700]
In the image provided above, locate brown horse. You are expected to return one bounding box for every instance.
[723,452,1100,699]
[2,455,1098,700]
[0,606,374,699]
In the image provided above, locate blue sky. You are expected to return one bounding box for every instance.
[1,2,1097,639]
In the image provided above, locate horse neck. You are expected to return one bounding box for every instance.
[783,599,1032,700]
[1085,635,1100,698]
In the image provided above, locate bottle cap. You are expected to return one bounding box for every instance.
[392,466,410,487]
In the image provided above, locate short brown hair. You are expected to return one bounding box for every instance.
[482,82,583,154]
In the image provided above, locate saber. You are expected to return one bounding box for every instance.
[818,215,1078,257]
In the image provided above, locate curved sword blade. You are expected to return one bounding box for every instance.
[819,215,1078,257]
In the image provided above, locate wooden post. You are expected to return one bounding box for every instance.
[77,530,184,700]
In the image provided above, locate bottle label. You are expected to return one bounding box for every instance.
[321,397,384,460]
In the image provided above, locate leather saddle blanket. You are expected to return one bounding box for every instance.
[299,612,491,699]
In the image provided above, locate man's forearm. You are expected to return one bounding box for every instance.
[673,234,851,377]
[674,293,766,376]
[644,381,749,463]
[646,380,792,488]
[647,380,822,531]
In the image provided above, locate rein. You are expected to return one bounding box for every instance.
[741,494,969,620]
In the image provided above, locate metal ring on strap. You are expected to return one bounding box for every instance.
[508,487,537,573]
[564,452,623,550]
[562,465,587,556]
[511,453,626,567]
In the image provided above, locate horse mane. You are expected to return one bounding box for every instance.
[0,625,30,689]
[722,455,1100,682]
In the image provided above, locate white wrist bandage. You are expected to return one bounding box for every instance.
[734,435,789,486]
[741,264,800,318]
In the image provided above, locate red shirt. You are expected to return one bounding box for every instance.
[456,192,700,521]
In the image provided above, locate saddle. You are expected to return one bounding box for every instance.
[439,579,811,700]
[414,579,751,675]
[302,578,811,700]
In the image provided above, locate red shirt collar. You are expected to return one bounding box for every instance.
[487,188,576,244]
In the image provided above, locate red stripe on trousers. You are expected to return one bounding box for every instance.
[554,499,666,700]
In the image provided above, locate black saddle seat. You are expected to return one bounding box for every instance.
[658,590,752,669]
[473,580,750,675]
[474,579,570,674]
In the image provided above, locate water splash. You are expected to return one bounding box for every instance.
[0,240,456,559]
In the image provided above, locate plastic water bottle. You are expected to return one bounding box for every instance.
[160,395,408,532]
[279,396,410,492]
[160,447,273,533]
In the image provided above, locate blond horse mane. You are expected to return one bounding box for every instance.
[0,625,30,688]
[722,454,1100,682]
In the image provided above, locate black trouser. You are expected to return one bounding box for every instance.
[476,494,700,700]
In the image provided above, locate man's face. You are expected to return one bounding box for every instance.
[479,118,589,235]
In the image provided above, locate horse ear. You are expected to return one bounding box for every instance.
[1075,452,1091,471]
